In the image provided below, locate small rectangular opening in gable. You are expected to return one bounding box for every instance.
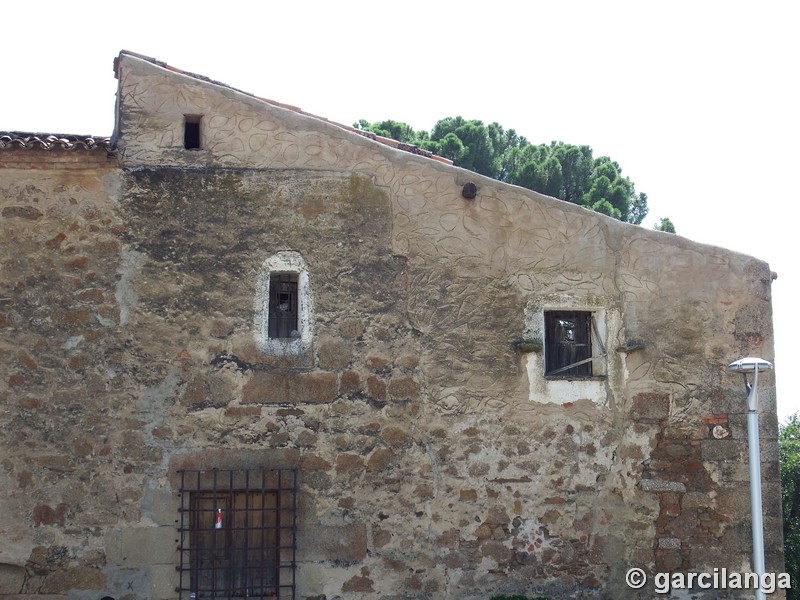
[184,115,201,150]
[268,273,299,339]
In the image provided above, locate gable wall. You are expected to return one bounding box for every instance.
[0,54,783,599]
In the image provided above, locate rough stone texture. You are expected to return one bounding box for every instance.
[639,479,688,493]
[0,564,26,594]
[0,51,784,599]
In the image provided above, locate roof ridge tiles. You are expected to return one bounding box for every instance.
[0,132,114,152]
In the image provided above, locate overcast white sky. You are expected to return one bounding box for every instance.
[3,1,798,420]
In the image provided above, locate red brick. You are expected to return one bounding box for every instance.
[702,414,728,425]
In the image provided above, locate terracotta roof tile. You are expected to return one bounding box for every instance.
[0,132,114,152]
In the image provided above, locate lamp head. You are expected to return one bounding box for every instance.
[727,357,773,374]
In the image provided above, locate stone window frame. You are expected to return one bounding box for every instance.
[524,301,612,405]
[254,251,314,355]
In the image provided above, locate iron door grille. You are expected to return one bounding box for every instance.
[177,468,297,599]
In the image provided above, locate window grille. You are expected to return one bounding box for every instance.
[177,468,297,599]
[545,311,593,377]
[268,274,299,339]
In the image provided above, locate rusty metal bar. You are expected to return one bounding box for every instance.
[176,468,297,599]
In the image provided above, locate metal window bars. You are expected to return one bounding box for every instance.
[177,468,297,599]
[267,274,299,339]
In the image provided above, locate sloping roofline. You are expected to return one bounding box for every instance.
[113,50,452,165]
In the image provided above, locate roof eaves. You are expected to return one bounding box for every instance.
[0,132,114,152]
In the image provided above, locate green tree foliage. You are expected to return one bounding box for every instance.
[780,414,800,598]
[354,117,669,227]
[654,217,676,233]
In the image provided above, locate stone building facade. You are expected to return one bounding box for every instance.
[0,51,784,599]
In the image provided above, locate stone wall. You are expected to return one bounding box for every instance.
[0,51,783,599]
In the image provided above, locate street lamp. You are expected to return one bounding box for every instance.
[728,356,774,600]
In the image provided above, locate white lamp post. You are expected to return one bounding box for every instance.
[727,356,774,600]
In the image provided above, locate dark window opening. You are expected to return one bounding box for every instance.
[177,468,297,600]
[545,311,593,377]
[268,273,299,339]
[184,116,201,150]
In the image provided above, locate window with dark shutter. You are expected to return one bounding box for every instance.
[545,311,593,377]
[184,115,201,150]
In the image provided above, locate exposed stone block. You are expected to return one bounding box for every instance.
[339,370,360,394]
[366,375,387,401]
[480,540,511,563]
[39,566,106,593]
[388,376,420,401]
[631,392,670,421]
[181,374,232,409]
[381,426,410,447]
[342,574,375,592]
[338,317,365,339]
[366,354,391,372]
[396,353,420,370]
[658,537,682,549]
[317,337,352,369]
[460,489,478,502]
[0,563,26,595]
[223,405,261,418]
[105,527,178,566]
[655,549,683,571]
[210,318,234,338]
[301,523,367,562]
[299,453,332,471]
[366,448,393,472]
[32,503,68,526]
[700,439,742,461]
[242,371,337,404]
[17,349,38,370]
[335,453,364,475]
[2,206,43,220]
[150,563,180,600]
[639,479,687,493]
